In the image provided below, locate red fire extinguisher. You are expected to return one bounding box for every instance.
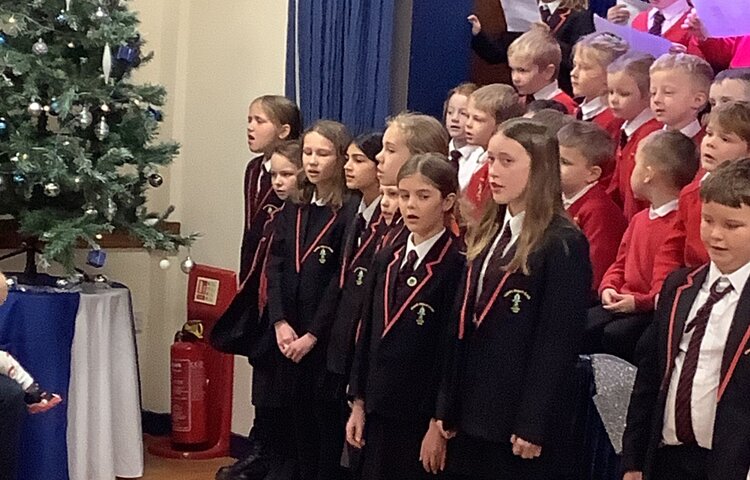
[170,320,209,447]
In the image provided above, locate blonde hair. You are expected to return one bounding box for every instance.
[709,101,750,145]
[386,112,450,156]
[559,0,588,10]
[296,120,352,210]
[573,32,629,67]
[508,24,562,78]
[470,84,525,124]
[466,118,565,274]
[250,95,302,140]
[608,51,656,97]
[650,53,714,93]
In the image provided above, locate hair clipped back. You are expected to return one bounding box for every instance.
[608,51,656,97]
[574,32,630,67]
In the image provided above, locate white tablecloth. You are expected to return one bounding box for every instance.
[66,288,143,479]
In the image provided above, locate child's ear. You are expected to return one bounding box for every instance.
[643,164,655,183]
[442,193,457,212]
[543,63,557,82]
[692,91,709,112]
[278,124,292,140]
[587,165,602,183]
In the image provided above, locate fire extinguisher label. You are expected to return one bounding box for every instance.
[171,358,206,433]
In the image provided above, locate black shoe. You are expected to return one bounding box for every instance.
[214,435,270,480]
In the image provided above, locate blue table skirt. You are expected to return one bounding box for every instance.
[0,287,79,480]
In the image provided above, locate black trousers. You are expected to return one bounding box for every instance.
[651,445,709,480]
[0,375,26,480]
[583,305,653,364]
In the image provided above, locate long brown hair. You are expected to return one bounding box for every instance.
[398,153,459,227]
[465,118,564,274]
[296,120,352,210]
[251,95,303,140]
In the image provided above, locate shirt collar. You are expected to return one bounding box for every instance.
[541,0,561,15]
[622,108,656,137]
[708,260,750,297]
[262,156,272,172]
[563,182,598,210]
[404,228,446,269]
[648,198,679,219]
[449,139,482,159]
[663,119,702,138]
[534,81,562,101]
[700,171,711,184]
[358,195,382,224]
[310,191,327,207]
[502,208,526,238]
[580,96,608,121]
[649,0,689,25]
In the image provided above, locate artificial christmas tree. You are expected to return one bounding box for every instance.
[0,0,194,274]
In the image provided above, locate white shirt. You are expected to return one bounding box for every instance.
[540,0,561,15]
[622,108,655,138]
[579,96,609,121]
[402,228,446,270]
[476,210,525,301]
[648,0,689,34]
[358,195,382,225]
[648,198,679,220]
[664,119,702,139]
[662,260,750,449]
[0,350,34,390]
[255,156,272,194]
[534,81,564,101]
[310,191,327,207]
[459,148,487,192]
[563,182,598,210]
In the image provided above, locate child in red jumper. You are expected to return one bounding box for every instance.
[586,130,698,363]
[558,121,627,296]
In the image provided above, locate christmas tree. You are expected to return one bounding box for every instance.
[0,0,194,273]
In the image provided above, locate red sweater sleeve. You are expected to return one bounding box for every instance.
[652,202,689,295]
[580,200,626,290]
[599,220,633,294]
[697,37,738,72]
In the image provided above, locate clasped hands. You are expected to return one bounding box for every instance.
[274,320,316,363]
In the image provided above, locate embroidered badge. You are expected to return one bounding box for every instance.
[407,276,418,288]
[314,245,334,264]
[411,303,435,326]
[264,204,278,215]
[354,267,367,286]
[503,289,531,314]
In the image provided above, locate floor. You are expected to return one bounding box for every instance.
[126,436,234,480]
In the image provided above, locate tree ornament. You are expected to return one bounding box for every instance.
[56,278,70,288]
[105,198,117,220]
[78,107,93,127]
[0,32,7,46]
[0,175,6,191]
[28,101,43,117]
[83,204,98,216]
[0,117,8,136]
[44,182,61,197]
[102,42,112,84]
[56,10,69,24]
[12,173,26,185]
[147,106,163,122]
[180,256,195,274]
[2,16,19,36]
[93,274,108,284]
[100,103,110,113]
[49,98,60,116]
[87,249,107,268]
[95,117,110,140]
[10,153,19,162]
[159,258,171,270]
[92,7,109,21]
[32,38,48,55]
[148,173,163,187]
[72,176,83,190]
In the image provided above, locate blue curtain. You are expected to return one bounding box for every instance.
[286,0,395,134]
[589,0,618,18]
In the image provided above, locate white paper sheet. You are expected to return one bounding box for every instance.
[692,0,750,38]
[501,0,541,32]
[594,15,673,58]
[617,0,650,26]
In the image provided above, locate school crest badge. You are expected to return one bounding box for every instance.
[354,267,368,286]
[503,289,531,314]
[410,302,435,326]
[314,245,334,264]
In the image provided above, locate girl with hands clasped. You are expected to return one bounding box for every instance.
[434,119,592,480]
[346,154,464,479]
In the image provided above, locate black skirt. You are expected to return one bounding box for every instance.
[359,413,431,480]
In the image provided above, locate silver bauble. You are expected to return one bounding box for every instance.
[28,101,43,117]
[44,182,61,197]
[95,117,109,140]
[32,38,48,55]
[180,256,195,274]
[78,108,92,128]
[148,173,163,187]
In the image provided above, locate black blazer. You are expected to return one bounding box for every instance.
[471,8,594,95]
[240,157,282,281]
[350,230,465,421]
[622,265,750,480]
[437,214,591,452]
[326,206,387,377]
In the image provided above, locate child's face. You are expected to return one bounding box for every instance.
[701,200,750,274]
[247,102,284,153]
[302,132,339,187]
[465,98,497,149]
[700,120,750,172]
[630,148,652,200]
[608,71,650,121]
[509,55,555,96]
[398,173,455,240]
[344,143,379,192]
[649,0,680,9]
[709,79,750,108]
[270,153,299,200]
[376,125,411,185]
[650,70,707,129]
[559,145,602,198]
[486,132,531,212]
[445,93,470,141]
[379,185,400,225]
[571,50,608,100]
[0,272,7,305]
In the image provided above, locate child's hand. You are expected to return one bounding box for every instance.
[603,292,636,313]
[346,399,366,448]
[510,434,542,459]
[283,333,316,363]
[274,320,298,353]
[28,394,62,414]
[0,272,7,305]
[435,419,456,440]
[682,8,708,42]
[467,14,482,36]
[607,5,630,25]
[420,419,448,474]
[601,288,618,306]
[669,43,687,55]
[623,472,643,480]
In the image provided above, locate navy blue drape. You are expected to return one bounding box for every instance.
[589,0,618,18]
[286,0,395,134]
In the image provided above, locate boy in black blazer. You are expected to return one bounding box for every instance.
[622,159,750,480]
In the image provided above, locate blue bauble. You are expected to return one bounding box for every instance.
[12,174,25,185]
[0,119,7,134]
[0,33,7,46]
[56,11,68,24]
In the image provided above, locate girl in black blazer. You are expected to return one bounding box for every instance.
[266,120,357,480]
[346,153,465,480]
[436,118,592,480]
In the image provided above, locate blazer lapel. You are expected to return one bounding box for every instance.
[246,160,262,225]
[384,247,404,334]
[550,8,570,34]
[718,278,750,401]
